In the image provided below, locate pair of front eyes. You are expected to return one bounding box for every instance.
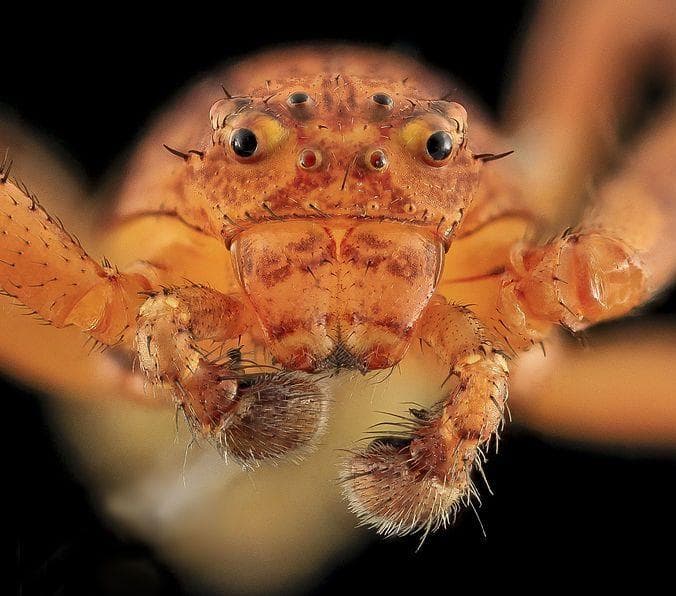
[228,121,456,166]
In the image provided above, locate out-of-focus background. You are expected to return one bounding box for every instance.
[3,2,675,594]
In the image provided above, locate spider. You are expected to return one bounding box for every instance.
[2,1,675,594]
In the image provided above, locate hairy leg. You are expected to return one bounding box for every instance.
[0,116,126,396]
[498,103,676,346]
[0,170,156,345]
[474,1,676,450]
[136,285,330,464]
[341,296,508,536]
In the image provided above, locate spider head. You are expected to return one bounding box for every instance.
[187,74,482,249]
[160,57,487,373]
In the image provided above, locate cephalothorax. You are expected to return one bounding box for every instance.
[1,11,675,554]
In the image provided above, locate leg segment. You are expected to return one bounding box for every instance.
[499,229,647,341]
[341,297,508,536]
[498,103,676,345]
[136,286,330,465]
[0,174,151,345]
[0,118,130,397]
[507,0,676,225]
[511,321,676,449]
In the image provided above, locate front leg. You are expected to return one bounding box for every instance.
[0,174,329,466]
[499,104,676,346]
[341,297,508,536]
[136,286,330,465]
[0,176,153,345]
[499,230,647,343]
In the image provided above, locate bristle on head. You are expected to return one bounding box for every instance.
[473,150,515,162]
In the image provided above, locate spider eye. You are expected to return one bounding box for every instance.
[298,148,321,170]
[231,128,258,158]
[288,92,310,106]
[367,149,388,171]
[371,93,393,107]
[425,131,453,161]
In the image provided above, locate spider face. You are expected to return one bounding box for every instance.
[172,77,482,371]
[189,77,480,248]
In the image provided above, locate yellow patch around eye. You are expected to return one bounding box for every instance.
[246,114,288,153]
[399,115,459,163]
[399,119,431,152]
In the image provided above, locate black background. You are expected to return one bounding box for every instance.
[3,3,675,595]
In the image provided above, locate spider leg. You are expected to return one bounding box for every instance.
[491,1,676,451]
[0,166,328,464]
[136,285,330,465]
[341,296,508,536]
[506,106,676,441]
[0,174,153,345]
[0,117,161,402]
[497,103,676,344]
[507,0,676,226]
[510,321,676,449]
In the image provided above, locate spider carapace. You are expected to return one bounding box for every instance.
[0,45,673,539]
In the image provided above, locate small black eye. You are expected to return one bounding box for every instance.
[426,131,453,161]
[288,92,310,105]
[372,93,393,107]
[230,128,258,158]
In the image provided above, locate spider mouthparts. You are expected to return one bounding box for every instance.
[317,341,369,373]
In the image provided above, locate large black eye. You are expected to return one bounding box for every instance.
[426,130,453,161]
[230,128,258,158]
